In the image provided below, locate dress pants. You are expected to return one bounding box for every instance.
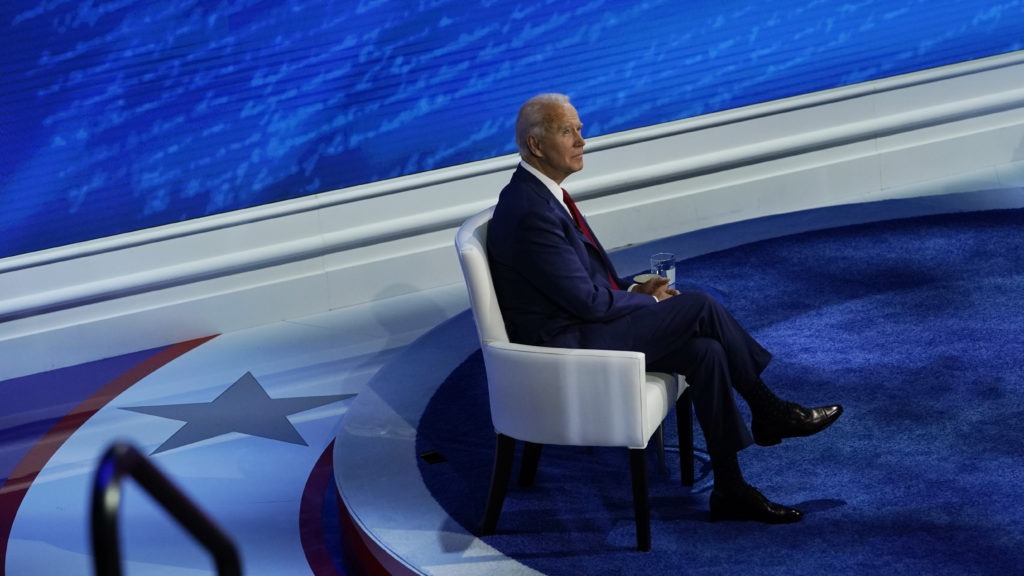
[546,291,771,455]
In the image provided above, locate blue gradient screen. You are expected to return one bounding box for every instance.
[2,1,1022,258]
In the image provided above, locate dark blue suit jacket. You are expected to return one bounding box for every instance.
[487,166,656,346]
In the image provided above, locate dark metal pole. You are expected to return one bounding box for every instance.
[91,442,242,576]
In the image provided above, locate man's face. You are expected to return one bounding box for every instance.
[528,103,585,184]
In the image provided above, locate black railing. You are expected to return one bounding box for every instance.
[91,442,242,576]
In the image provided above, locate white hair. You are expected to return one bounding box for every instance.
[515,93,571,156]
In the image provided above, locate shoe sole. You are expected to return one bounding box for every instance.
[709,504,803,524]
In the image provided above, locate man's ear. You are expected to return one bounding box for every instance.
[526,133,544,158]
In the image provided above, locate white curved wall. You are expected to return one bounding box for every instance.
[2,52,1023,380]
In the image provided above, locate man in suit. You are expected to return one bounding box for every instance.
[487,93,843,523]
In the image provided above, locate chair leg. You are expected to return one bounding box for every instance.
[629,448,651,551]
[481,434,516,535]
[654,425,666,472]
[518,442,543,487]
[677,387,695,486]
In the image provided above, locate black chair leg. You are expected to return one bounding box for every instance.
[518,442,542,487]
[677,387,695,486]
[654,424,666,472]
[629,448,651,551]
[482,434,516,534]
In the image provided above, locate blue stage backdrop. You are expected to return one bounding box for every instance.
[2,1,1022,259]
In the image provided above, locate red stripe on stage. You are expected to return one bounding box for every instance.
[335,494,417,576]
[300,441,344,576]
[0,335,217,569]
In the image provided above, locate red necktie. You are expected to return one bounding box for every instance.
[562,189,620,290]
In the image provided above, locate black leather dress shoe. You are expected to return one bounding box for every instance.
[751,403,843,446]
[709,484,803,524]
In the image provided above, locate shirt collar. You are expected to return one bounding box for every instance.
[520,160,570,214]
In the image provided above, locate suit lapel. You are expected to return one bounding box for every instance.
[514,168,620,285]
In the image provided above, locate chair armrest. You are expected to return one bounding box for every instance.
[483,339,647,361]
[481,341,676,448]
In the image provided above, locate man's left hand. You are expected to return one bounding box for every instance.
[632,276,679,301]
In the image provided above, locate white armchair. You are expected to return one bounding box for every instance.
[454,207,694,551]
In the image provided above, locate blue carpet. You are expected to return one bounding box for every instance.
[416,207,1024,575]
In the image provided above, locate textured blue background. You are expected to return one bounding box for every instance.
[2,0,1023,258]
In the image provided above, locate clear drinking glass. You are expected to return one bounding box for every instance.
[650,252,676,288]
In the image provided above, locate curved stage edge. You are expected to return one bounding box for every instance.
[332,188,1024,576]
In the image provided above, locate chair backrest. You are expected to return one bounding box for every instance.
[454,207,509,347]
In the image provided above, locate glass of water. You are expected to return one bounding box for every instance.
[650,252,676,288]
